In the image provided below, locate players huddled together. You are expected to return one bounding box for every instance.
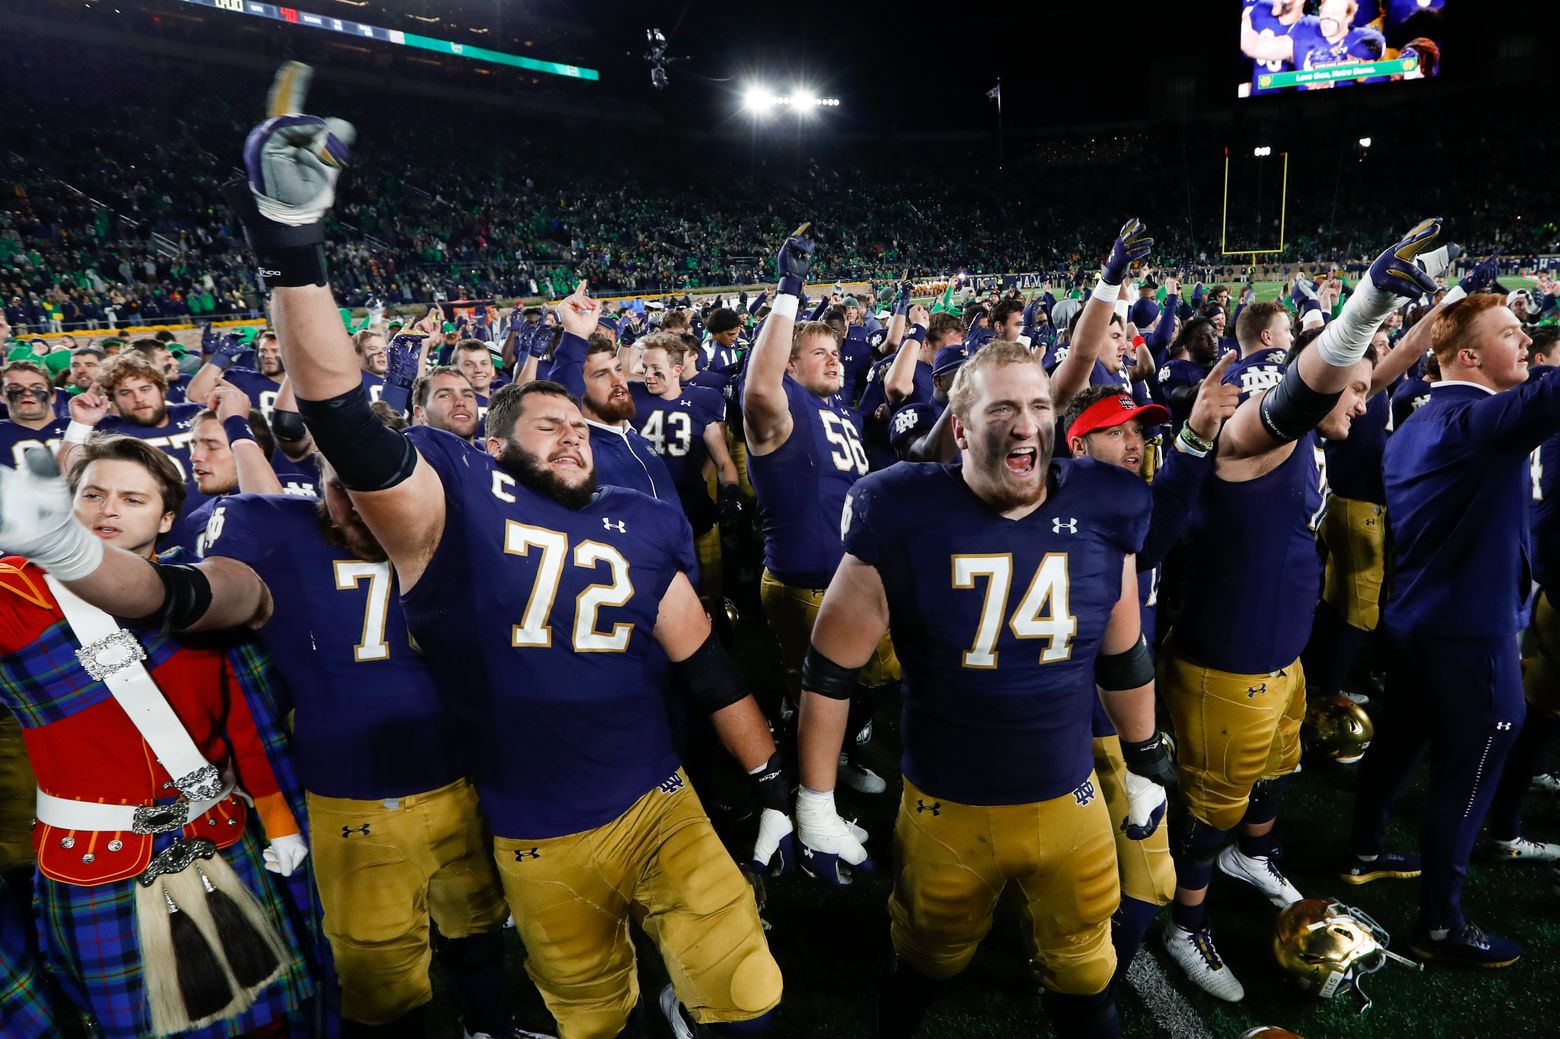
[0,61,1558,1039]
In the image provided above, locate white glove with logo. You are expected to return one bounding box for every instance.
[795,787,872,887]
[243,62,356,226]
[1122,772,1167,841]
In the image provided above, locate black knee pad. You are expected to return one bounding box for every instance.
[1246,775,1292,825]
[1171,809,1228,867]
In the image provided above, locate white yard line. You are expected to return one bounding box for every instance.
[1128,952,1216,1039]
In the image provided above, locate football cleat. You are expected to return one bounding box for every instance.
[659,984,697,1039]
[855,719,874,746]
[1218,846,1303,907]
[1274,898,1421,1009]
[1337,850,1421,885]
[1162,923,1245,1002]
[838,754,887,794]
[1484,835,1560,862]
[1240,1030,1307,1039]
[463,1027,558,1039]
[1407,922,1520,968]
[1529,772,1560,794]
[1305,694,1373,764]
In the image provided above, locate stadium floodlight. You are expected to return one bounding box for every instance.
[743,87,777,115]
[1359,137,1372,148]
[1253,145,1273,157]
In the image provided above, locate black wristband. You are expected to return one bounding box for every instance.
[221,415,255,447]
[751,750,792,814]
[1121,732,1178,787]
[224,178,328,290]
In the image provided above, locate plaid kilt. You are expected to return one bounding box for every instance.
[34,818,315,1039]
[0,873,55,1039]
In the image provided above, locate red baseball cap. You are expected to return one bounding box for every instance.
[1066,393,1170,444]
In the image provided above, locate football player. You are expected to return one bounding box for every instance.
[187,328,287,420]
[631,333,741,601]
[1060,354,1240,976]
[353,327,388,402]
[56,350,208,552]
[1158,222,1442,1001]
[0,361,68,470]
[185,385,285,555]
[742,227,898,793]
[1240,0,1308,95]
[227,67,789,1037]
[546,319,680,507]
[795,339,1177,1039]
[410,366,482,442]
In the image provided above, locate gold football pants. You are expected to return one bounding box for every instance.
[889,776,1119,995]
[306,778,509,1024]
[494,770,781,1039]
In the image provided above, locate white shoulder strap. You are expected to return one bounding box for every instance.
[44,574,224,800]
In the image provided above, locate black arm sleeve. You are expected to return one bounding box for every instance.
[295,384,418,492]
[1257,361,1342,443]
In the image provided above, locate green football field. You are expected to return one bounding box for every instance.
[425,601,1560,1039]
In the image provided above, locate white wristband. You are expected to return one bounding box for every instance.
[795,786,838,826]
[1091,277,1120,304]
[63,421,95,445]
[1441,284,1467,306]
[770,293,799,320]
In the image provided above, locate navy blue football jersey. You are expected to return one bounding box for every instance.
[1176,432,1323,674]
[1245,1,1302,94]
[748,374,870,587]
[1390,377,1431,431]
[843,459,1151,805]
[1225,347,1288,403]
[221,367,285,421]
[400,424,697,839]
[839,326,874,408]
[202,492,463,800]
[0,417,67,470]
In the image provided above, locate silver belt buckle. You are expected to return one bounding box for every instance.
[173,764,224,802]
[132,800,192,835]
[75,630,147,682]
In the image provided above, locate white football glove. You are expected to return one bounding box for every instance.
[243,62,356,227]
[795,787,872,887]
[262,833,309,877]
[1121,772,1167,841]
[0,449,103,581]
[749,807,795,877]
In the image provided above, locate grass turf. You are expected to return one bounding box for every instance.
[421,601,1560,1039]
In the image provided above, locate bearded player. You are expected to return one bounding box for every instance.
[794,338,1178,1039]
[224,63,789,1038]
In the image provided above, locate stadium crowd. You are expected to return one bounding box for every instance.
[3,51,1558,335]
[4,56,1560,1039]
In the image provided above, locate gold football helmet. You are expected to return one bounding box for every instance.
[1273,898,1420,1011]
[1305,694,1374,764]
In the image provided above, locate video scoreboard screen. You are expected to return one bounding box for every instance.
[1238,0,1444,97]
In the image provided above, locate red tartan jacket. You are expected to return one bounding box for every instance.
[0,558,292,886]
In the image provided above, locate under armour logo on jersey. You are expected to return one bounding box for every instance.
[1496,721,1514,731]
[341,824,371,839]
[602,517,627,533]
[1052,517,1078,534]
[1072,780,1096,806]
[915,799,941,816]
[513,847,541,861]
[1247,682,1268,698]
[658,772,685,795]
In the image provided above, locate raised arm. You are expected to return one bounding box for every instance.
[230,62,444,584]
[186,331,249,405]
[743,226,814,452]
[1052,219,1154,412]
[883,302,928,408]
[208,384,284,495]
[1220,219,1444,461]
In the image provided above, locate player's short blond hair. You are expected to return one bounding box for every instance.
[947,339,1045,422]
